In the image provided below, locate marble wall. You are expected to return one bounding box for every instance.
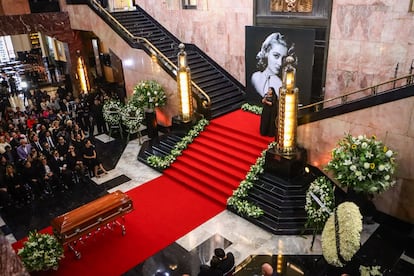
[325,0,414,100]
[63,4,180,121]
[297,96,414,222]
[135,0,253,85]
[0,0,30,15]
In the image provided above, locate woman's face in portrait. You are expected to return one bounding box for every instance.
[266,43,288,75]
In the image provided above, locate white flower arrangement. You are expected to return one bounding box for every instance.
[325,134,397,194]
[241,103,263,115]
[17,230,64,272]
[305,176,335,231]
[131,80,167,110]
[227,141,277,218]
[147,119,209,169]
[321,202,362,267]
[120,102,144,133]
[360,265,383,276]
[103,99,123,126]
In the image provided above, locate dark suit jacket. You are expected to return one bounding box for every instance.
[217,252,235,274]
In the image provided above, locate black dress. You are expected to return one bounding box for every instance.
[260,93,278,137]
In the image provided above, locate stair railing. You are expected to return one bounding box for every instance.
[89,0,211,110]
[299,73,414,113]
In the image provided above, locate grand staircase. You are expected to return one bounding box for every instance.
[139,110,273,207]
[110,7,245,119]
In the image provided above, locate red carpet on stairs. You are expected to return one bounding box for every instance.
[12,110,274,276]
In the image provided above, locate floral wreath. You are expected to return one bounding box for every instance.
[103,99,123,126]
[305,176,335,231]
[325,134,397,195]
[120,103,144,133]
[321,201,362,267]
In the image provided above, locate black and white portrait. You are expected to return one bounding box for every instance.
[245,26,315,105]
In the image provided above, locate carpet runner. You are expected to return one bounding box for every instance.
[12,110,274,276]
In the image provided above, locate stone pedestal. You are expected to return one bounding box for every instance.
[145,111,158,139]
[264,147,307,179]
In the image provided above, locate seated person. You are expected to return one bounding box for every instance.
[4,164,32,206]
[66,145,85,178]
[39,156,61,192]
[214,248,235,274]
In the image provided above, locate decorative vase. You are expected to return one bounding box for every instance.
[346,188,376,224]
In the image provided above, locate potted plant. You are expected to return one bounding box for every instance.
[17,230,64,272]
[131,80,167,111]
[325,134,397,219]
[131,80,167,138]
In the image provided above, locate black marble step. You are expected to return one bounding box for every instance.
[260,173,310,192]
[249,186,305,208]
[210,89,243,103]
[137,133,186,168]
[227,205,310,235]
[208,85,240,98]
[191,69,222,80]
[210,97,245,113]
[248,190,305,213]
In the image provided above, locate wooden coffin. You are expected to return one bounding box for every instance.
[51,190,133,245]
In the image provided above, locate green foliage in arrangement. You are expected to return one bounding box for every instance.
[325,134,397,195]
[18,231,64,272]
[241,103,263,115]
[227,142,277,218]
[146,119,209,169]
[131,80,167,110]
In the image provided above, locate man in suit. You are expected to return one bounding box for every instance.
[31,134,44,153]
[41,131,56,150]
[214,248,235,275]
[16,138,32,162]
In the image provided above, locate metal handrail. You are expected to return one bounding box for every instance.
[300,73,414,111]
[89,0,211,107]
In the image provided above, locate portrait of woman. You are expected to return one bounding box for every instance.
[251,32,290,98]
[245,26,315,105]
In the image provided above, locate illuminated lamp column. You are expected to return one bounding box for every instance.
[264,55,307,178]
[76,50,90,93]
[276,55,298,155]
[176,43,193,123]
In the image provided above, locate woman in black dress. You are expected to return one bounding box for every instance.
[260,87,278,137]
[82,139,107,178]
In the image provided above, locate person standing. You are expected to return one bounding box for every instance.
[260,87,278,137]
[90,98,107,135]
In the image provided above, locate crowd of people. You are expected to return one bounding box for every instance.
[0,85,112,210]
